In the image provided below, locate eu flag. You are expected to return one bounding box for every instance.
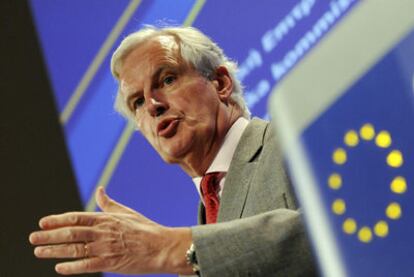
[270,1,414,276]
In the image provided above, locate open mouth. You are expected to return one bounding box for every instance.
[157,118,180,138]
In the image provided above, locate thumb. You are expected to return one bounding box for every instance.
[95,186,136,215]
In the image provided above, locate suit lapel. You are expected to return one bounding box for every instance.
[197,201,206,225]
[217,118,269,222]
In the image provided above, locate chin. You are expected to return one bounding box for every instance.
[159,139,194,164]
[160,153,184,164]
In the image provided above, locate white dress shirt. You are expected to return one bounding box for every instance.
[192,117,249,202]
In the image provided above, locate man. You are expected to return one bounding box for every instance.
[29,26,316,276]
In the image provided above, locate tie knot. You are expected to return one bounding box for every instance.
[200,172,225,196]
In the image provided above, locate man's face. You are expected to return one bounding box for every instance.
[118,36,232,168]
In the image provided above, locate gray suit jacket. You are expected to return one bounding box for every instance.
[191,118,317,277]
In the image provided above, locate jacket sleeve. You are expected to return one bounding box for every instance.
[191,209,317,277]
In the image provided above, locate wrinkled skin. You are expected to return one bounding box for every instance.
[119,36,240,177]
[30,187,193,275]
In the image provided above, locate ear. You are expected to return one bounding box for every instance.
[212,66,234,104]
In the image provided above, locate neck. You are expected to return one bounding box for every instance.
[179,105,243,177]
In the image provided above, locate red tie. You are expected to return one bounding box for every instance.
[200,172,225,224]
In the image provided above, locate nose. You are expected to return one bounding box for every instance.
[146,97,167,117]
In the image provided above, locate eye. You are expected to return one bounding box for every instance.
[133,97,145,110]
[162,75,176,86]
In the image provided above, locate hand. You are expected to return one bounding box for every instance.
[29,187,193,275]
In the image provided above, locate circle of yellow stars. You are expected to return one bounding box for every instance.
[329,123,407,243]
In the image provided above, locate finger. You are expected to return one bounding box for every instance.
[55,257,108,275]
[29,226,98,245]
[39,212,102,229]
[34,240,119,259]
[96,186,136,215]
[34,243,87,259]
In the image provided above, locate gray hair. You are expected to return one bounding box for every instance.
[110,25,250,122]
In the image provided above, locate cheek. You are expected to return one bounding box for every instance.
[138,118,156,144]
[179,91,220,117]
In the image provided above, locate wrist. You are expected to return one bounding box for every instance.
[185,243,200,275]
[162,227,194,275]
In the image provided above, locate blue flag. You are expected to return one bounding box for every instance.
[270,1,414,276]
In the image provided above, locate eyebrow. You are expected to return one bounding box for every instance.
[151,66,172,86]
[125,65,177,110]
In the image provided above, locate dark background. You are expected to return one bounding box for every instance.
[0,1,100,276]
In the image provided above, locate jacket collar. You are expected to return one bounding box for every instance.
[211,118,270,223]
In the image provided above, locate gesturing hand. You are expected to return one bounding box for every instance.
[29,187,193,275]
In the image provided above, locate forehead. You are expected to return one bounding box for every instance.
[119,35,183,93]
[122,36,180,77]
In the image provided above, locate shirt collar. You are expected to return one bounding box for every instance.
[192,117,249,197]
